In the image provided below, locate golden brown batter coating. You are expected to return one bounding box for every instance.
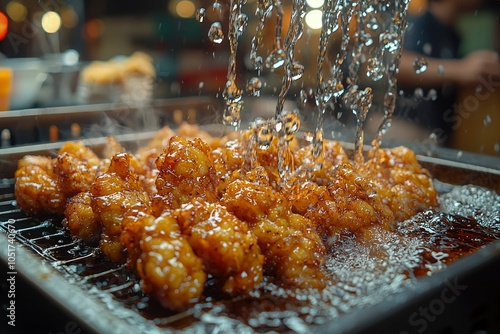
[363,147,438,221]
[14,163,67,217]
[122,212,206,310]
[174,200,264,295]
[90,153,150,262]
[221,179,328,289]
[62,191,100,244]
[155,135,218,207]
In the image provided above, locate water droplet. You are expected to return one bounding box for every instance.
[223,101,243,128]
[208,22,224,44]
[290,62,304,81]
[423,43,432,55]
[235,13,248,37]
[223,80,242,102]
[484,114,492,126]
[494,142,500,153]
[428,88,437,101]
[303,132,314,142]
[198,82,204,89]
[413,57,428,74]
[256,123,273,149]
[196,8,206,23]
[265,49,286,70]
[282,112,300,141]
[457,150,463,159]
[437,65,445,76]
[299,89,308,105]
[359,31,374,47]
[366,58,384,81]
[247,77,262,96]
[212,2,225,19]
[366,16,379,30]
[379,31,399,53]
[414,87,424,99]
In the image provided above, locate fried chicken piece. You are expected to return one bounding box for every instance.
[174,200,263,295]
[55,141,103,197]
[14,159,67,217]
[62,191,100,244]
[16,155,53,171]
[363,147,438,221]
[155,136,218,208]
[91,153,150,262]
[102,136,126,159]
[211,140,245,196]
[121,212,206,310]
[295,164,395,238]
[221,179,328,289]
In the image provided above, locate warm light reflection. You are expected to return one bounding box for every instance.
[41,11,62,33]
[177,0,196,18]
[6,1,27,23]
[0,12,8,41]
[306,0,324,9]
[61,7,78,28]
[305,10,322,30]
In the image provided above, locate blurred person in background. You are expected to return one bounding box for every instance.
[383,0,500,151]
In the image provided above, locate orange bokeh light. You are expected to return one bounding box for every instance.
[0,12,8,41]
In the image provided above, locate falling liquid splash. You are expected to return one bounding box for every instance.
[371,0,411,155]
[221,0,246,130]
[202,0,413,183]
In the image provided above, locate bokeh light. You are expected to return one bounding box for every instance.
[0,12,7,41]
[6,1,27,23]
[176,0,196,18]
[41,11,62,33]
[61,7,78,28]
[84,19,105,40]
[306,0,324,9]
[305,10,322,30]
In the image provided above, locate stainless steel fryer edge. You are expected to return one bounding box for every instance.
[2,131,500,333]
[316,239,500,333]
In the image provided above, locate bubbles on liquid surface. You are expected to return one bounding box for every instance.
[208,22,224,44]
[413,57,428,74]
[196,8,206,22]
[265,49,286,70]
[247,77,262,96]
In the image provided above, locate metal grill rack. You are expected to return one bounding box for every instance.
[0,179,192,333]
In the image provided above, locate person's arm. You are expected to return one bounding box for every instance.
[398,50,500,88]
